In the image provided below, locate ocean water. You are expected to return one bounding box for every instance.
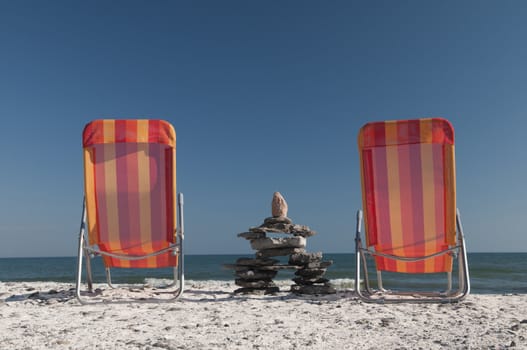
[0,253,525,294]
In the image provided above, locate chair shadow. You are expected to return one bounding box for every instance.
[3,286,357,304]
[5,288,77,303]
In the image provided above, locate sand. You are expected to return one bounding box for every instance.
[0,280,526,349]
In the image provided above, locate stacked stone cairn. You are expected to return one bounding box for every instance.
[225,192,336,295]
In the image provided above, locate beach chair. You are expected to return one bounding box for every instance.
[75,119,184,303]
[355,118,469,303]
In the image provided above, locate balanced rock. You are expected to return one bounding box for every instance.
[263,216,292,225]
[289,252,323,265]
[305,260,333,269]
[257,264,303,271]
[248,227,268,234]
[295,268,327,279]
[249,226,287,234]
[235,269,278,280]
[235,257,279,266]
[229,192,334,295]
[237,231,266,240]
[289,225,317,238]
[271,192,288,217]
[235,279,276,289]
[260,222,293,232]
[250,237,306,251]
[256,247,305,258]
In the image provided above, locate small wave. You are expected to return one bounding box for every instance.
[330,278,357,290]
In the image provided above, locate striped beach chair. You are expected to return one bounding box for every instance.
[355,118,469,302]
[75,119,184,303]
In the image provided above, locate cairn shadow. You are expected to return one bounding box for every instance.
[3,286,357,304]
[177,288,357,303]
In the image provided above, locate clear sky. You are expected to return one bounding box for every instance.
[1,1,526,257]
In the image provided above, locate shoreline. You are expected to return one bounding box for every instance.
[1,280,526,349]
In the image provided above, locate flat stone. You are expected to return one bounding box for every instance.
[237,231,266,240]
[250,226,291,234]
[263,216,292,225]
[236,258,279,266]
[292,232,316,238]
[235,279,276,288]
[248,227,268,234]
[289,252,323,265]
[250,236,306,250]
[291,284,336,295]
[260,223,293,232]
[256,247,305,258]
[272,192,288,217]
[292,277,330,285]
[290,224,310,231]
[295,268,327,278]
[234,287,280,295]
[289,225,317,237]
[304,260,333,269]
[257,264,302,271]
[235,269,278,280]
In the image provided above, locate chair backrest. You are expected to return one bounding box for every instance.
[358,118,456,273]
[82,120,177,268]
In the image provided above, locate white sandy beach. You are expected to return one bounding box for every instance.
[0,280,525,349]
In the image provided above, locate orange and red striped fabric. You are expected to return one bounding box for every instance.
[82,120,177,268]
[358,118,456,273]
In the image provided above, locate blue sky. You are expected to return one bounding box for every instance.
[0,1,526,257]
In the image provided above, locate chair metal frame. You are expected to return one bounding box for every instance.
[75,193,185,304]
[355,208,470,303]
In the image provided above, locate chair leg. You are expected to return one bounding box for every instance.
[84,251,93,292]
[355,210,370,300]
[361,252,374,293]
[446,271,452,295]
[75,229,85,303]
[76,199,89,304]
[172,193,185,299]
[377,271,386,292]
[162,193,185,295]
[456,209,471,299]
[106,268,115,288]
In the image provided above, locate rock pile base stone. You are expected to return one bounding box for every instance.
[289,252,336,295]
